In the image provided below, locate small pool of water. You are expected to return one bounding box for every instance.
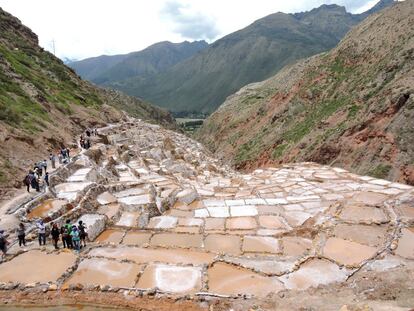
[0,305,129,311]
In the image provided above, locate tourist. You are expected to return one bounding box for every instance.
[0,230,8,259]
[23,171,33,193]
[31,170,40,192]
[71,226,80,252]
[65,147,70,160]
[64,220,73,249]
[50,153,56,169]
[86,129,91,137]
[17,223,26,247]
[58,152,63,165]
[44,172,49,188]
[51,223,60,250]
[37,220,46,246]
[41,159,48,174]
[60,225,68,248]
[78,220,87,248]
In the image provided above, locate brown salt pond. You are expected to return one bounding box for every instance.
[89,247,215,265]
[27,199,67,219]
[0,305,130,310]
[0,250,76,283]
[395,227,414,259]
[279,259,348,290]
[323,237,378,266]
[150,233,203,248]
[122,232,152,246]
[339,204,388,223]
[65,258,142,288]
[204,234,241,255]
[95,229,125,244]
[333,224,387,247]
[137,264,202,293]
[207,262,284,297]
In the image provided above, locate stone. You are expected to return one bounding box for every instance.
[176,188,198,205]
[77,214,106,241]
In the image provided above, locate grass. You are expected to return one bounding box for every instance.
[271,144,288,159]
[368,164,392,179]
[283,98,348,143]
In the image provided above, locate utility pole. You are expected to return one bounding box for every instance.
[51,39,56,55]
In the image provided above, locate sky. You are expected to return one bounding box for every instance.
[0,0,380,61]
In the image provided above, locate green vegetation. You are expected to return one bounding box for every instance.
[177,119,204,134]
[234,132,266,165]
[284,98,349,143]
[271,144,288,159]
[368,164,392,179]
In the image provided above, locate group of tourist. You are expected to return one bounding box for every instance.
[14,219,87,252]
[79,128,97,150]
[22,147,71,193]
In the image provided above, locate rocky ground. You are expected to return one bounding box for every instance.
[0,119,413,310]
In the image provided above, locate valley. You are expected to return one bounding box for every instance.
[0,0,413,310]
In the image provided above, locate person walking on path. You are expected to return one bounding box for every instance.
[31,170,40,192]
[0,230,9,260]
[23,171,33,193]
[44,172,49,188]
[41,159,47,174]
[71,226,80,252]
[17,223,26,247]
[78,221,87,248]
[37,220,46,246]
[58,152,63,165]
[51,223,60,250]
[50,153,56,169]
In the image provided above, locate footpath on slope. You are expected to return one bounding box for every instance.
[0,118,413,311]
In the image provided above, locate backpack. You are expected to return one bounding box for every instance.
[23,174,31,185]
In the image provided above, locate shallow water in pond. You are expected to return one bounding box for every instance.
[0,305,129,310]
[27,199,67,219]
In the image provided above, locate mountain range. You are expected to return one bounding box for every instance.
[197,0,414,185]
[69,0,394,115]
[0,7,175,197]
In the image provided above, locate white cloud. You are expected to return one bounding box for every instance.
[0,0,380,60]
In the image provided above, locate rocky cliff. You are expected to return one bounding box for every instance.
[0,7,176,197]
[198,0,414,185]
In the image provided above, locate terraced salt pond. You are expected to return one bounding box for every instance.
[0,306,129,310]
[1,119,413,302]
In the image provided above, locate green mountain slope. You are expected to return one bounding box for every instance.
[69,40,208,85]
[0,7,176,196]
[96,0,394,114]
[197,0,414,185]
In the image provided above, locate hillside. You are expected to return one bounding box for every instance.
[91,0,393,114]
[197,0,414,185]
[0,7,176,198]
[69,40,208,85]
